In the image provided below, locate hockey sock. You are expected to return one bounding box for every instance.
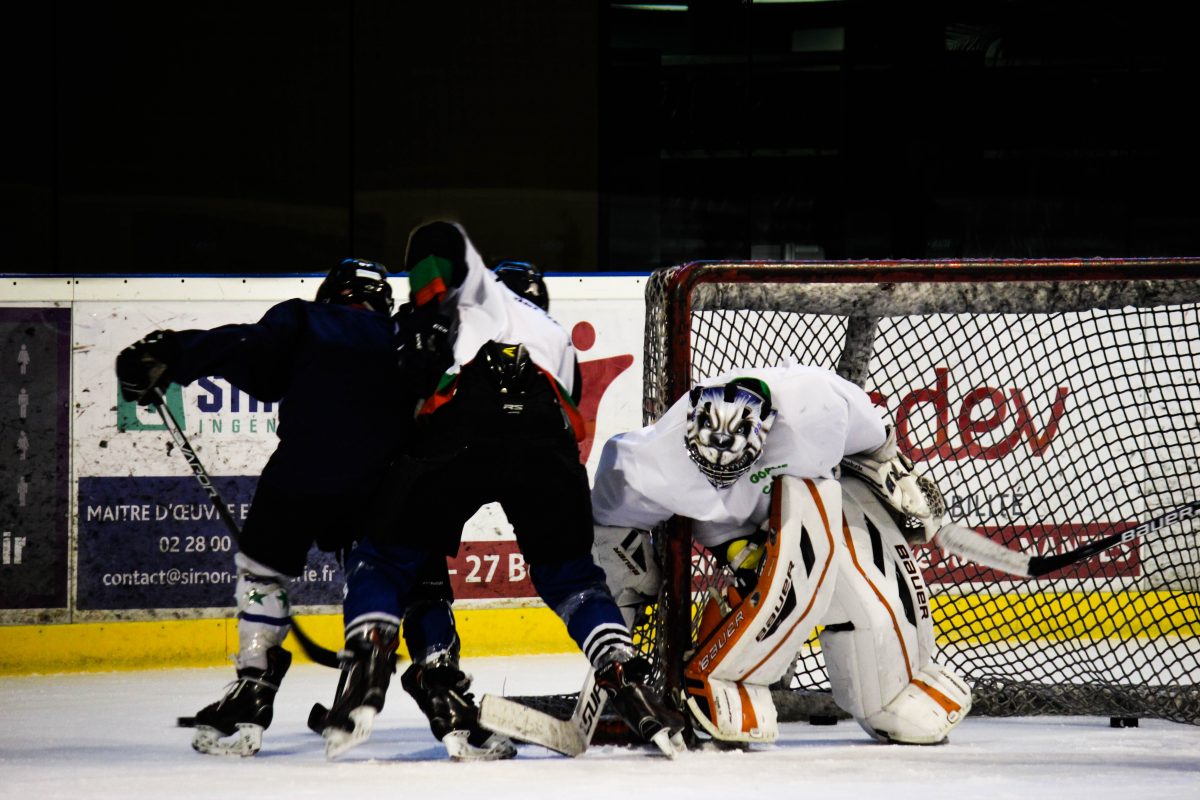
[342,540,434,628]
[531,555,634,667]
[404,599,460,665]
[233,553,291,672]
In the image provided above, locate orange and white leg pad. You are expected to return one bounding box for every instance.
[862,663,972,745]
[684,476,845,744]
[685,677,778,744]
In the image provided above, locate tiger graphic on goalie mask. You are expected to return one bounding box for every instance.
[685,378,777,488]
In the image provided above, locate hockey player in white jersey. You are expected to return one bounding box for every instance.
[592,365,972,746]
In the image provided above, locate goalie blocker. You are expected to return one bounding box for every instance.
[678,475,971,745]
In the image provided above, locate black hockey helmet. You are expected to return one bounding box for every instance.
[493,261,549,311]
[316,258,393,314]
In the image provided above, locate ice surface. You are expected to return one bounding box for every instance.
[1,653,1197,800]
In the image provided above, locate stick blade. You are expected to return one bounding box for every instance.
[936,522,1032,578]
[479,695,587,757]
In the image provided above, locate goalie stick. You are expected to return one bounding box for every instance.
[936,497,1200,578]
[150,388,341,669]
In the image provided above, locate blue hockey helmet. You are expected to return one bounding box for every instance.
[316,258,393,314]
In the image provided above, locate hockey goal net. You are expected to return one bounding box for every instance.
[636,259,1200,726]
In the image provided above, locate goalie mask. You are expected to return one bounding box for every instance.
[685,378,777,489]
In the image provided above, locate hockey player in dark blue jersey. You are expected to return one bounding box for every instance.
[319,223,686,761]
[317,260,555,763]
[115,259,510,758]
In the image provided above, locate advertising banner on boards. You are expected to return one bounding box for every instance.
[8,274,1167,621]
[0,307,71,610]
[70,280,646,613]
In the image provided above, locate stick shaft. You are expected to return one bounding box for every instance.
[152,388,241,538]
[1026,497,1200,577]
[149,388,341,668]
[938,497,1200,578]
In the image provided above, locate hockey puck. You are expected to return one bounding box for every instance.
[808,715,839,726]
[1109,716,1139,728]
[307,703,330,735]
[177,716,198,728]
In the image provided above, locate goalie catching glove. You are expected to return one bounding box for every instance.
[840,426,946,543]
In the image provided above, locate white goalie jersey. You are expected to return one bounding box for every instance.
[591,364,888,548]
[591,365,972,747]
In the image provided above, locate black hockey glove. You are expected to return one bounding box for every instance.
[116,330,180,405]
[394,303,454,395]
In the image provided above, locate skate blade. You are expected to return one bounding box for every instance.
[323,706,377,759]
[649,728,686,759]
[442,730,518,762]
[190,723,263,757]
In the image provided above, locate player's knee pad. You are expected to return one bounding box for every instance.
[234,552,291,671]
[684,476,843,743]
[861,663,972,745]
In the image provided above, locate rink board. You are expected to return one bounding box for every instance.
[3,589,1195,674]
[0,606,578,674]
[3,275,1198,674]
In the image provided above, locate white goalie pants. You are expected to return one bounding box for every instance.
[683,476,971,745]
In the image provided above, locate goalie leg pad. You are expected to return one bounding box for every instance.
[684,476,844,742]
[684,676,778,744]
[841,479,937,665]
[825,485,971,743]
[862,663,972,745]
[689,476,842,684]
[820,480,934,729]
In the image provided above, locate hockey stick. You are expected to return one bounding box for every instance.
[306,668,352,735]
[936,497,1200,578]
[478,667,607,757]
[149,387,342,669]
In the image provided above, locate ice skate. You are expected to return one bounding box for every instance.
[178,645,291,757]
[596,655,687,758]
[401,659,517,761]
[321,623,399,759]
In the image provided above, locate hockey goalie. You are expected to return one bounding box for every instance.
[592,364,972,747]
